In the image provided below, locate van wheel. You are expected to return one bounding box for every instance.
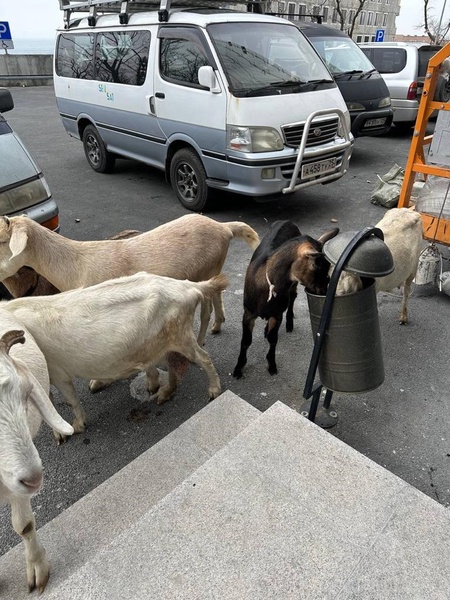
[83,125,115,173]
[170,148,209,211]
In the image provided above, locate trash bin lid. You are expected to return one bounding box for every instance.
[323,230,394,277]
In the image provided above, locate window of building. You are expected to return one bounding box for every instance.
[332,8,338,22]
[279,2,286,12]
[367,11,374,25]
[356,35,362,42]
[374,12,380,26]
[313,5,320,15]
[342,9,347,23]
[359,11,366,24]
[383,13,388,26]
[371,35,376,41]
[299,4,307,20]
[349,9,355,24]
[288,3,296,18]
[323,6,329,22]
[159,27,210,87]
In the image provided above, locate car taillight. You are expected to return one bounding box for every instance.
[407,82,418,100]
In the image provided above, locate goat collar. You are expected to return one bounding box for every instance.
[265,269,277,302]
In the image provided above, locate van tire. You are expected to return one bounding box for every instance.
[83,125,116,173]
[170,148,209,211]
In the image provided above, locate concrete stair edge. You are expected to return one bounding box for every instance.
[0,390,261,598]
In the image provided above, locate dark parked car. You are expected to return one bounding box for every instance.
[296,22,394,137]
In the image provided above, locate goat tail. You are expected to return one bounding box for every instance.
[225,221,260,250]
[198,273,229,300]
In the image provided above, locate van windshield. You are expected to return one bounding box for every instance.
[207,22,333,96]
[309,36,375,76]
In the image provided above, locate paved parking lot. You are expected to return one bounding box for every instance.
[1,86,449,555]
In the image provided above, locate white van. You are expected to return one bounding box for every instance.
[54,0,353,210]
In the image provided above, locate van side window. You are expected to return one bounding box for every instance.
[95,31,150,85]
[159,27,211,87]
[56,33,94,80]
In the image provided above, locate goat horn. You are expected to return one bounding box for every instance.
[318,228,339,245]
[0,330,25,354]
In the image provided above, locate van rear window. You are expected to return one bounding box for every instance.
[56,30,150,85]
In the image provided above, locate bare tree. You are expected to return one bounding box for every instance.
[333,0,368,37]
[423,0,450,44]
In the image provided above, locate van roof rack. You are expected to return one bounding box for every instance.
[58,0,266,27]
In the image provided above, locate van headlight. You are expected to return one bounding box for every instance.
[0,175,51,215]
[227,125,284,153]
[378,97,391,107]
[346,101,366,112]
[337,111,352,137]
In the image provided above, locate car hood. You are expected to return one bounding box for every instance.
[0,131,40,188]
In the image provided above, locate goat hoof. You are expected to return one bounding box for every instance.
[232,368,243,379]
[268,367,278,375]
[208,387,221,401]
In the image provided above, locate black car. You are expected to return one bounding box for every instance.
[296,22,394,137]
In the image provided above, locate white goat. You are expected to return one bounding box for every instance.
[0,214,259,346]
[0,320,73,593]
[334,208,423,323]
[2,272,227,438]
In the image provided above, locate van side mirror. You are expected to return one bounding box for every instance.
[0,88,14,113]
[198,66,221,93]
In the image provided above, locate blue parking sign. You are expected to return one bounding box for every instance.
[375,29,385,42]
[0,22,14,50]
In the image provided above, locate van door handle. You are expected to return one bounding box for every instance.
[155,92,165,99]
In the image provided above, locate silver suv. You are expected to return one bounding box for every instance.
[359,42,449,130]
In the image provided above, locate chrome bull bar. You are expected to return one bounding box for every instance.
[282,107,353,194]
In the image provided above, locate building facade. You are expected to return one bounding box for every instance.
[269,0,401,42]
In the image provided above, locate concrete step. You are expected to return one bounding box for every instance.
[43,401,450,599]
[0,390,260,598]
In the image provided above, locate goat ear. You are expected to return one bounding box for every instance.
[26,372,74,437]
[9,227,28,260]
[317,228,339,246]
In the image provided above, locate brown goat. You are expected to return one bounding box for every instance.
[233,220,338,379]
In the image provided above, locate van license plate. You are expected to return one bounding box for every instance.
[365,117,387,127]
[301,157,337,179]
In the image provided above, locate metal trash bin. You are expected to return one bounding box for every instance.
[302,227,394,426]
[307,280,384,393]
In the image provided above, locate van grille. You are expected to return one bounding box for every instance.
[282,117,339,148]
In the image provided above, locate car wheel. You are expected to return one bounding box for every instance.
[395,121,415,132]
[170,148,209,211]
[83,125,116,173]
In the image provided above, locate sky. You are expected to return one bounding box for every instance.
[0,0,448,38]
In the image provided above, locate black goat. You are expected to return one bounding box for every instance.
[233,220,338,379]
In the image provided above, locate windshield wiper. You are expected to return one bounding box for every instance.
[360,68,377,79]
[333,70,364,80]
[269,79,306,87]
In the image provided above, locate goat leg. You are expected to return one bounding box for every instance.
[233,312,256,379]
[265,316,282,375]
[286,284,298,332]
[11,496,50,593]
[399,275,414,325]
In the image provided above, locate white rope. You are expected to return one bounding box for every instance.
[265,269,277,302]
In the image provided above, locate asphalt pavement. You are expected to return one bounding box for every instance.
[1,86,449,556]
